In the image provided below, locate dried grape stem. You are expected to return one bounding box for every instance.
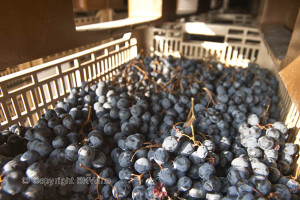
[130,173,144,185]
[290,154,299,178]
[134,64,147,75]
[185,98,196,127]
[218,71,231,81]
[149,172,153,180]
[173,98,199,145]
[134,79,143,93]
[252,187,265,198]
[193,77,203,84]
[267,192,281,200]
[262,98,271,124]
[153,58,161,73]
[203,87,217,107]
[154,163,163,170]
[179,80,184,92]
[96,178,102,200]
[111,61,131,83]
[174,122,185,126]
[152,78,158,93]
[255,74,271,84]
[256,123,273,130]
[190,124,196,145]
[163,72,177,88]
[138,59,147,71]
[144,143,162,149]
[130,143,162,162]
[80,164,120,200]
[206,155,215,164]
[196,131,208,140]
[80,106,93,137]
[0,174,3,189]
[173,125,198,145]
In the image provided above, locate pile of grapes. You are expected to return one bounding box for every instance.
[0,55,299,200]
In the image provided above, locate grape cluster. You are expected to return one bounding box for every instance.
[0,55,299,200]
[0,125,27,158]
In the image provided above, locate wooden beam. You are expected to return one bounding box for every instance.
[281,9,300,69]
[258,0,299,27]
[280,54,300,112]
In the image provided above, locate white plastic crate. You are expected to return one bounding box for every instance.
[148,22,299,134]
[150,22,261,67]
[0,23,299,176]
[0,33,137,130]
[187,13,256,27]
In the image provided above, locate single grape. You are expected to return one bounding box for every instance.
[132,185,146,200]
[198,163,215,180]
[154,148,169,165]
[177,176,192,192]
[158,168,177,187]
[134,158,152,173]
[2,170,26,195]
[173,156,190,172]
[113,180,131,198]
[162,136,179,152]
[119,151,133,168]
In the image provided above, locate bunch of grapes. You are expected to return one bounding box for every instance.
[0,55,299,200]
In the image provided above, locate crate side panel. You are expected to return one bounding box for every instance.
[0,36,137,130]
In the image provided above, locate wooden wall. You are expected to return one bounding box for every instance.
[0,0,128,69]
[0,0,178,69]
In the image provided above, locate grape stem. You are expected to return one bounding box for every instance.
[256,123,273,130]
[0,174,3,189]
[130,143,162,162]
[267,192,281,200]
[111,60,132,83]
[252,187,264,198]
[130,173,144,185]
[173,98,216,164]
[203,87,217,107]
[163,72,177,89]
[149,172,153,180]
[95,178,102,200]
[185,98,195,126]
[80,164,120,200]
[196,130,208,140]
[80,106,94,137]
[133,64,147,75]
[173,125,195,144]
[134,79,143,93]
[153,163,163,170]
[172,98,197,145]
[262,98,271,124]
[153,58,161,73]
[151,78,158,93]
